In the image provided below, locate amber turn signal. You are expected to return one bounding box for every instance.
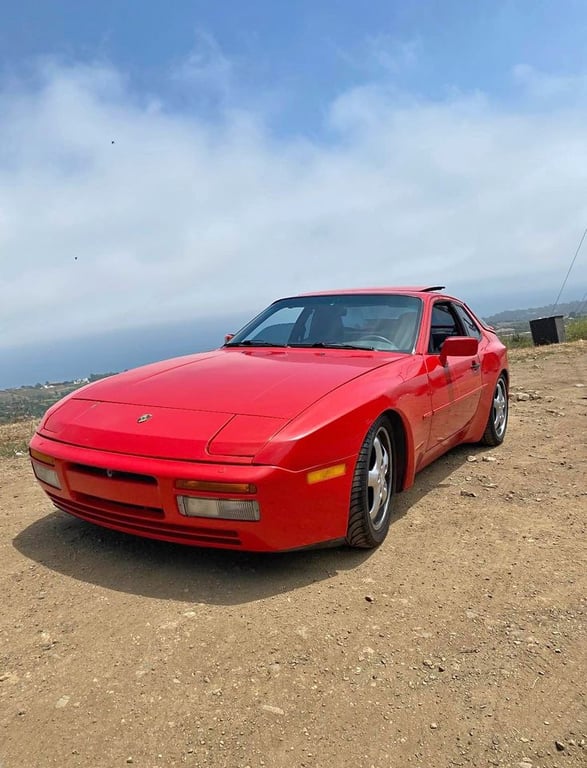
[307,463,346,485]
[29,449,56,466]
[175,479,257,494]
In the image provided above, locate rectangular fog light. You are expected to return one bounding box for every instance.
[32,460,62,489]
[177,496,260,521]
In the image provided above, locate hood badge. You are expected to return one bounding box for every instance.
[137,413,152,424]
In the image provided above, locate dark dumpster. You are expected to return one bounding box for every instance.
[529,315,566,346]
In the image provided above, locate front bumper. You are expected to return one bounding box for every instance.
[29,433,354,552]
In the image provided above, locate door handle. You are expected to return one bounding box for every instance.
[471,360,481,372]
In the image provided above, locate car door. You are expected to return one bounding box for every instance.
[424,301,484,450]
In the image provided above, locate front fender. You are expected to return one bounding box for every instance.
[254,355,431,482]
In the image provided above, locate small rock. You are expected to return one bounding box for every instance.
[466,455,477,462]
[55,695,70,709]
[430,722,438,730]
[126,759,134,764]
[261,704,285,716]
[516,392,530,401]
[482,456,496,462]
[574,383,585,387]
[555,740,565,751]
[460,490,477,498]
[365,595,374,603]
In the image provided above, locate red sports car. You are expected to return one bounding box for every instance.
[30,287,508,551]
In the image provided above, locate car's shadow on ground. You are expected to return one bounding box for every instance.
[13,445,485,605]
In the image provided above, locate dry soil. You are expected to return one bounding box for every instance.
[0,342,585,768]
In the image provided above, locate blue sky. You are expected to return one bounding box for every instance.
[1,1,587,384]
[4,1,587,129]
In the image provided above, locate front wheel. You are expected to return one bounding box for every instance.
[346,416,395,548]
[480,374,508,446]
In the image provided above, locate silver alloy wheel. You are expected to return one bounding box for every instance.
[367,427,393,530]
[493,378,508,439]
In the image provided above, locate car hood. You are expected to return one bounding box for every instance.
[38,348,404,461]
[63,348,404,418]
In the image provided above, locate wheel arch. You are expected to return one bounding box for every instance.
[381,408,411,492]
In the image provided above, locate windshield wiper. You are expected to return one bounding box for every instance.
[227,340,289,347]
[290,342,376,351]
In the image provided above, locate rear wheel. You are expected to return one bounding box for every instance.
[346,416,395,548]
[480,374,508,446]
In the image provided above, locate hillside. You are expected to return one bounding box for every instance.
[485,298,584,325]
[0,373,116,425]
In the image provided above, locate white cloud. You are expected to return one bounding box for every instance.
[366,36,421,74]
[1,59,587,349]
[171,30,234,101]
[513,64,587,102]
[332,34,421,79]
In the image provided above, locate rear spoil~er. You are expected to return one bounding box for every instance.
[29,286,509,552]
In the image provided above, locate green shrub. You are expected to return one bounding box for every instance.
[500,333,533,349]
[566,317,587,342]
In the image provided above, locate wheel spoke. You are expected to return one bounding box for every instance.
[368,467,381,493]
[367,430,392,527]
[372,438,384,472]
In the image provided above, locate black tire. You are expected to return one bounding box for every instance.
[346,416,395,548]
[480,374,508,446]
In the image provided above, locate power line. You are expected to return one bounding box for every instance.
[550,227,587,315]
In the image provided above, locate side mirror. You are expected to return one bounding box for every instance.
[439,336,478,365]
[224,333,234,344]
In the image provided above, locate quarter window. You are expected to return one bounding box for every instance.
[428,303,461,354]
[454,305,482,340]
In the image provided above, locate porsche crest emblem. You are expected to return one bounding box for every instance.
[137,413,152,424]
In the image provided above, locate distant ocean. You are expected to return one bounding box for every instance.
[0,313,248,390]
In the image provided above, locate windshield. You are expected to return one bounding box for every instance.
[226,294,422,352]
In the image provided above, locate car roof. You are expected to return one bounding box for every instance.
[293,286,454,299]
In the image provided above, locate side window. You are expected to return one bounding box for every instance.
[454,305,482,340]
[428,303,461,354]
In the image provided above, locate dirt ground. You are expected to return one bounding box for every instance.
[0,343,585,768]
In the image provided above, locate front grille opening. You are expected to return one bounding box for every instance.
[73,493,165,519]
[69,463,157,485]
